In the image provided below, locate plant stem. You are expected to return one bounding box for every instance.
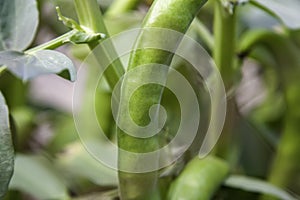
[213,0,238,159]
[24,31,76,54]
[106,0,142,17]
[213,0,237,89]
[117,0,207,199]
[74,0,124,89]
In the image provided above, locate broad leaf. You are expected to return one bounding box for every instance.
[0,92,14,199]
[0,0,39,51]
[10,154,69,200]
[56,142,118,186]
[224,175,297,200]
[251,0,300,29]
[0,50,76,81]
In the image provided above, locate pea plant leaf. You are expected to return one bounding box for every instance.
[55,142,118,186]
[0,0,39,51]
[224,175,297,200]
[10,154,69,200]
[0,50,76,81]
[250,0,300,29]
[0,92,14,199]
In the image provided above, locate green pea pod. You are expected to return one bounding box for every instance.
[167,156,229,200]
[239,29,300,196]
[117,0,207,199]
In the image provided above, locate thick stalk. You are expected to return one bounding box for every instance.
[117,0,207,199]
[213,0,238,159]
[74,0,124,89]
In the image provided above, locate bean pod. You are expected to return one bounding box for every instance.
[167,156,229,200]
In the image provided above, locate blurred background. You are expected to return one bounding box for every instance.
[1,0,300,199]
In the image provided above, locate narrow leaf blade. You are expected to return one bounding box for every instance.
[224,175,297,200]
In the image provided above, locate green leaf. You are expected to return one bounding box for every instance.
[0,0,39,51]
[224,175,297,200]
[250,0,300,29]
[56,142,118,186]
[9,154,69,200]
[0,50,76,81]
[0,92,14,199]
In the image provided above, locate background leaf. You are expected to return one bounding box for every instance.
[55,142,118,186]
[0,92,14,199]
[224,175,297,200]
[0,0,39,51]
[0,50,76,81]
[9,154,69,200]
[251,0,300,29]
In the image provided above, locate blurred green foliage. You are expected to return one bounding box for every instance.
[0,0,300,199]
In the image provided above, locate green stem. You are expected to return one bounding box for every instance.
[24,31,76,54]
[213,0,238,159]
[117,0,207,199]
[213,0,237,89]
[74,0,107,34]
[106,0,142,17]
[74,0,125,89]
